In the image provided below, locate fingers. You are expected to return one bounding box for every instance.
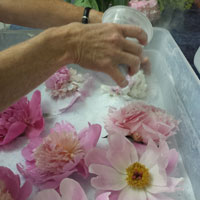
[116,52,140,76]
[141,57,151,74]
[120,25,148,45]
[106,67,128,88]
[122,39,143,58]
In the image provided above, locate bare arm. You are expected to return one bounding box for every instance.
[0,23,147,111]
[0,0,102,28]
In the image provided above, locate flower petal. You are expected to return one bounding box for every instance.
[89,164,126,191]
[150,164,167,187]
[107,133,138,173]
[59,178,88,200]
[146,193,174,200]
[96,192,111,200]
[166,149,179,175]
[79,123,101,152]
[118,186,147,200]
[85,147,111,167]
[139,139,160,169]
[0,122,26,145]
[33,189,61,200]
[17,180,32,200]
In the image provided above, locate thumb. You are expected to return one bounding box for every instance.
[107,66,128,88]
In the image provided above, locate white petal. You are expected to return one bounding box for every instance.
[107,133,138,173]
[118,186,147,200]
[150,164,167,186]
[139,139,159,169]
[89,164,127,191]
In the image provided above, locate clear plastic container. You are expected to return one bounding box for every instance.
[102,5,153,43]
[94,5,154,86]
[0,28,199,200]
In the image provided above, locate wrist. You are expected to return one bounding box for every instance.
[89,9,103,23]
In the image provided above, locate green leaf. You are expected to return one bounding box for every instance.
[74,0,99,11]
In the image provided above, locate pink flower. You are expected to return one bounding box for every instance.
[0,166,32,200]
[17,122,101,189]
[104,102,179,144]
[33,178,110,200]
[86,133,183,200]
[0,90,44,146]
[128,0,160,22]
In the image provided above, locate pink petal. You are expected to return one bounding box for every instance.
[85,147,111,167]
[79,123,101,152]
[59,92,81,113]
[21,137,42,161]
[50,121,76,134]
[96,192,111,200]
[89,164,126,191]
[17,180,32,200]
[166,177,184,192]
[33,189,61,200]
[139,139,160,169]
[107,133,138,173]
[59,178,88,200]
[118,186,147,200]
[0,166,20,197]
[166,149,179,175]
[0,121,26,145]
[29,90,42,123]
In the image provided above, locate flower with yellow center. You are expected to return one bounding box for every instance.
[87,133,183,200]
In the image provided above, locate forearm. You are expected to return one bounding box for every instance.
[0,0,102,28]
[0,29,68,111]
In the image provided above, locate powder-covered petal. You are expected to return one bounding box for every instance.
[107,133,138,173]
[118,186,147,200]
[33,189,61,200]
[59,178,88,200]
[90,164,126,191]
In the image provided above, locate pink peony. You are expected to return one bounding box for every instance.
[104,102,179,144]
[17,121,101,189]
[33,178,110,200]
[0,166,32,200]
[128,0,160,22]
[0,90,44,146]
[86,133,183,200]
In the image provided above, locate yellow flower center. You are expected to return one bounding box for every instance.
[126,162,151,189]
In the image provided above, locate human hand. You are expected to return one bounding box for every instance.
[41,22,148,87]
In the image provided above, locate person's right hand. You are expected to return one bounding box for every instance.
[39,22,148,87]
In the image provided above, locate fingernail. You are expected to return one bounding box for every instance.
[120,79,128,88]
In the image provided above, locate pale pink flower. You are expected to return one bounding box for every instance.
[128,0,160,22]
[17,122,101,189]
[45,66,89,99]
[33,178,110,200]
[86,133,183,200]
[104,102,179,144]
[0,91,44,146]
[0,166,32,200]
[45,66,94,113]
